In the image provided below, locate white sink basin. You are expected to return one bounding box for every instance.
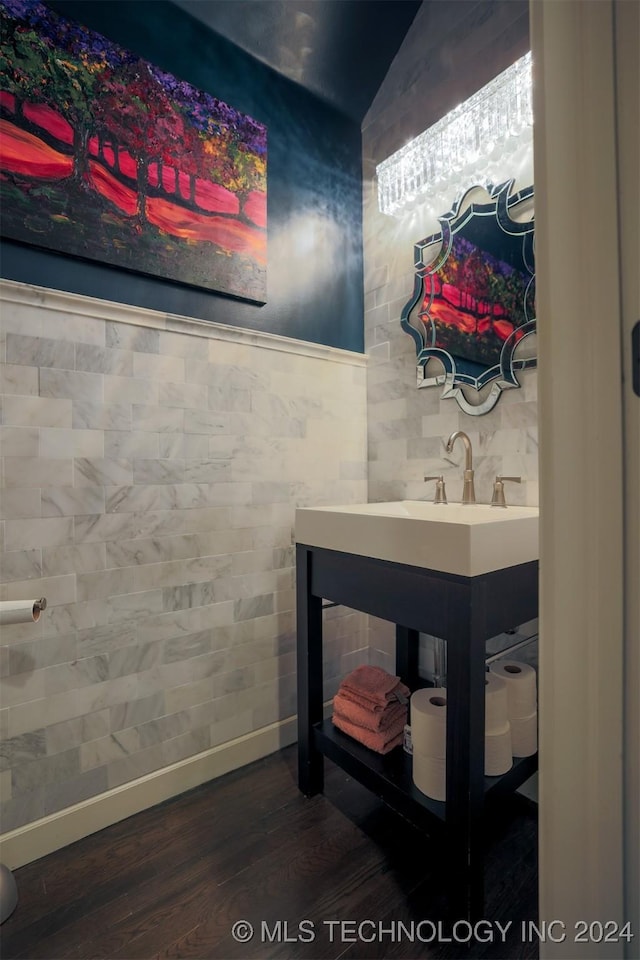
[295,501,539,577]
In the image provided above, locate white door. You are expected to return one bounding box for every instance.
[615,0,640,947]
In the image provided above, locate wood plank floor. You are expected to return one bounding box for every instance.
[1,746,538,960]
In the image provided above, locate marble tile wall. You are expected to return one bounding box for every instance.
[0,282,368,832]
[361,0,536,674]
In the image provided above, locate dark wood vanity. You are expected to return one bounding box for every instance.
[296,542,539,920]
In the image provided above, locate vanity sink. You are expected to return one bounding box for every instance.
[295,501,539,577]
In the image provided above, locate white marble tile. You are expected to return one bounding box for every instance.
[45,712,110,757]
[183,409,230,435]
[208,384,251,412]
[132,459,185,485]
[107,590,164,622]
[4,516,74,551]
[39,428,76,459]
[0,426,39,457]
[183,460,231,483]
[158,381,207,409]
[104,431,159,459]
[477,428,527,456]
[41,486,106,517]
[182,434,210,459]
[7,634,77,676]
[77,622,137,657]
[1,288,371,825]
[40,311,105,348]
[44,656,109,696]
[233,593,274,622]
[105,530,209,567]
[150,434,181,458]
[109,644,164,685]
[7,687,83,738]
[1,363,39,396]
[0,670,45,708]
[75,674,138,717]
[105,483,209,514]
[109,691,165,732]
[72,402,131,431]
[80,731,139,771]
[133,352,185,383]
[77,567,137,602]
[42,542,106,576]
[74,457,132,486]
[0,487,41,519]
[162,581,217,612]
[157,329,204,360]
[132,404,183,433]
[40,369,103,403]
[75,343,133,376]
[5,333,75,370]
[73,509,186,543]
[106,322,160,354]
[500,400,538,430]
[43,599,109,637]
[0,548,42,583]
[3,456,73,488]
[164,678,212,714]
[102,375,157,405]
[3,395,72,429]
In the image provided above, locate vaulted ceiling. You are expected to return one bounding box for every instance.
[170,0,422,122]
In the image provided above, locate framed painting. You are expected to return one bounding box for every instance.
[0,0,267,303]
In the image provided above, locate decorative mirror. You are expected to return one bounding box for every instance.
[400,180,536,415]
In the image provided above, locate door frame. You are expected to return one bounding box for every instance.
[531,0,638,955]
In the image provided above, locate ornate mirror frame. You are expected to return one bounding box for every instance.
[400,180,536,415]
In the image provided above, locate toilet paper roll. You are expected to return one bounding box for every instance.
[0,599,46,625]
[485,673,509,732]
[485,722,513,776]
[410,688,447,760]
[510,711,538,757]
[412,753,446,802]
[489,660,537,719]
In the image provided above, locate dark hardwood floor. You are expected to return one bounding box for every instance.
[1,746,537,960]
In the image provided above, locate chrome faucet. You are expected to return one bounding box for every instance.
[445,430,476,504]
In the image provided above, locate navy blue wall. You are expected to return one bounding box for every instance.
[0,1,364,352]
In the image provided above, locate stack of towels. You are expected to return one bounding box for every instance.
[332,665,409,754]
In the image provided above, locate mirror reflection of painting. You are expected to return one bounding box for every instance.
[401,181,536,416]
[421,233,534,368]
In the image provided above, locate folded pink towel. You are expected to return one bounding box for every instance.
[332,710,405,754]
[333,690,407,733]
[338,665,409,710]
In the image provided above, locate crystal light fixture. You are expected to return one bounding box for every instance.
[376,53,533,217]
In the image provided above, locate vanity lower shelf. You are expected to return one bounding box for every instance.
[314,719,538,833]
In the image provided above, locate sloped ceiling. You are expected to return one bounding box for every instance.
[170,0,422,122]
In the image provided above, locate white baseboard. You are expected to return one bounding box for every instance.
[0,714,299,870]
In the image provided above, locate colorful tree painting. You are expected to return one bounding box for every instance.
[419,233,533,367]
[0,0,267,302]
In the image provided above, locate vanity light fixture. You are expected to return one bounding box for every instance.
[376,52,533,217]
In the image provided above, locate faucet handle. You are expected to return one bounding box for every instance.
[424,475,448,504]
[491,476,521,507]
